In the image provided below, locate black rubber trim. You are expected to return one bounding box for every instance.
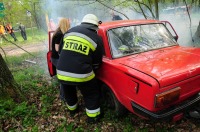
[131,93,200,121]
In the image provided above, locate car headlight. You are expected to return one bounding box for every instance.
[155,87,180,108]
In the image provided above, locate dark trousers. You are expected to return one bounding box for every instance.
[51,57,58,67]
[21,31,27,40]
[51,57,65,100]
[61,78,100,111]
[10,33,17,41]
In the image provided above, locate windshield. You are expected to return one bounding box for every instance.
[108,23,177,58]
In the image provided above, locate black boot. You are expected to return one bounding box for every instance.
[87,116,100,124]
[87,112,104,124]
[69,106,79,117]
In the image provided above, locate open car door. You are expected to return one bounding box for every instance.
[46,31,56,77]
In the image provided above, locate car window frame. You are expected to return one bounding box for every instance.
[107,23,178,59]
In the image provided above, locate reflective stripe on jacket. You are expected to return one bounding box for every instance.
[64,32,97,51]
[56,24,103,84]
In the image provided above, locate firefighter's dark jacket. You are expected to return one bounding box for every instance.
[56,24,104,84]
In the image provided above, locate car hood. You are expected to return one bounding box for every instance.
[120,46,200,88]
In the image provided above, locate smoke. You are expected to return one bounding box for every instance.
[159,5,200,47]
[39,0,115,28]
[39,0,200,47]
[36,1,200,74]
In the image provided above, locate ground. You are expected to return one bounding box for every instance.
[0,42,47,57]
[1,41,200,131]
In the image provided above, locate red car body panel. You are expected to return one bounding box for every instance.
[47,31,56,76]
[47,20,200,121]
[116,46,200,88]
[97,20,200,120]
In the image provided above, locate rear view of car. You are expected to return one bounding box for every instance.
[46,19,200,121]
[97,20,200,121]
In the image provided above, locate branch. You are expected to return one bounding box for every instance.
[2,36,37,58]
[136,0,147,19]
[96,0,129,20]
[0,46,8,63]
[134,0,155,19]
[114,0,129,8]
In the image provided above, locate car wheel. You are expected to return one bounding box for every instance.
[101,84,127,116]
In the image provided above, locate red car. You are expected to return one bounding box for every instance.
[47,20,200,121]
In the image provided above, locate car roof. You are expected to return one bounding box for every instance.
[99,19,161,30]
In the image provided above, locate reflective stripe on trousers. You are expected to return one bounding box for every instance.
[86,108,100,117]
[66,103,78,111]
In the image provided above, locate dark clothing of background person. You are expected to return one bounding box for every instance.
[19,23,27,40]
[50,18,70,102]
[57,18,104,123]
[5,24,17,41]
[51,28,65,102]
[112,15,123,21]
[51,28,63,67]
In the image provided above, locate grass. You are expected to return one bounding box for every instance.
[0,27,47,47]
[1,47,200,131]
[0,33,199,131]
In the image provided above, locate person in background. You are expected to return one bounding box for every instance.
[5,23,17,41]
[0,24,6,44]
[18,23,27,40]
[51,18,70,101]
[111,11,123,21]
[57,14,104,123]
[49,19,57,31]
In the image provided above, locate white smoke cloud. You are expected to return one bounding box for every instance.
[39,1,200,47]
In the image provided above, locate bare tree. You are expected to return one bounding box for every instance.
[155,0,159,19]
[193,21,200,45]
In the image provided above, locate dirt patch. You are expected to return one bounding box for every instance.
[0,42,48,56]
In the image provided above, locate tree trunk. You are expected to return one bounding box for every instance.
[199,0,200,10]
[0,54,24,102]
[193,21,200,46]
[155,0,159,19]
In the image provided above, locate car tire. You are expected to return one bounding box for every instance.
[101,84,127,117]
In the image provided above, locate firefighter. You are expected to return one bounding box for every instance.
[18,23,27,40]
[111,11,123,21]
[49,19,57,31]
[5,23,17,41]
[56,14,104,123]
[0,24,6,43]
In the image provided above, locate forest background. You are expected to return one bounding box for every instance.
[0,0,200,131]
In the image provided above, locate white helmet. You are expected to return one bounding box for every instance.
[82,14,99,26]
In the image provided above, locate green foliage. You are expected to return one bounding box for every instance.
[0,100,37,119]
[39,94,55,117]
[1,51,200,131]
[0,100,15,119]
[66,123,74,132]
[0,52,59,130]
[1,16,200,131]
[0,0,41,27]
